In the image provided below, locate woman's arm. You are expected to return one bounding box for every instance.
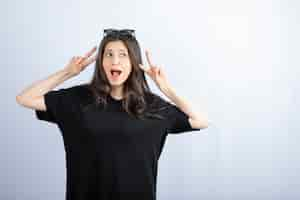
[16,68,75,111]
[138,49,208,129]
[161,86,209,129]
[16,46,97,111]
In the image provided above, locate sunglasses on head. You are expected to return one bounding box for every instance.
[103,28,136,38]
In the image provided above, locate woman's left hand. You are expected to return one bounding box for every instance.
[139,50,171,92]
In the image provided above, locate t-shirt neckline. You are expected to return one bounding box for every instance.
[108,95,123,103]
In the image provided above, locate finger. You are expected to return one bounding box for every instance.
[78,46,96,64]
[82,55,97,66]
[75,56,84,64]
[150,66,158,74]
[154,66,162,77]
[158,66,163,75]
[139,64,150,73]
[145,49,155,67]
[83,46,97,58]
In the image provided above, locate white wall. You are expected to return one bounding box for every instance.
[2,0,299,199]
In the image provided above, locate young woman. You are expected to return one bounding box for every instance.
[16,28,208,200]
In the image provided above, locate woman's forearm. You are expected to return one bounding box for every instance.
[16,68,74,100]
[16,47,97,110]
[161,85,209,129]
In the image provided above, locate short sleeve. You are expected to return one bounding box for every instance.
[150,94,201,134]
[35,86,79,124]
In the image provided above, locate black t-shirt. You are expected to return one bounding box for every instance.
[35,85,201,200]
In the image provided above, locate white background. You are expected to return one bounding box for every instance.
[2,0,299,199]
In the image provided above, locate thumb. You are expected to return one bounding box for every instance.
[139,64,149,72]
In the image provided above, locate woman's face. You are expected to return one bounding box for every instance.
[102,40,132,87]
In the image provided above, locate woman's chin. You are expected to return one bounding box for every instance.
[108,79,126,87]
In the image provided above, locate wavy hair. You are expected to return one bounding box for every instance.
[81,33,166,120]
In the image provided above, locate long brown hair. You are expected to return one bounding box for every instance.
[81,33,166,120]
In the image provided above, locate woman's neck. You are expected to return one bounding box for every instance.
[110,85,124,100]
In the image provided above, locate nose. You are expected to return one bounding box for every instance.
[112,55,120,65]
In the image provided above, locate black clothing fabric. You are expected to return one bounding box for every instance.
[35,85,201,200]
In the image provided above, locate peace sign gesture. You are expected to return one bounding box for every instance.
[139,50,171,92]
[65,46,97,77]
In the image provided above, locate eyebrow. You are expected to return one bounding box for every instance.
[105,49,127,52]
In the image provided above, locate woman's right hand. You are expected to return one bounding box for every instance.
[64,46,98,76]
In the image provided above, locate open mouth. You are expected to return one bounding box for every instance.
[110,69,122,78]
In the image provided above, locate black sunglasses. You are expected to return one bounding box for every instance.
[103,28,136,38]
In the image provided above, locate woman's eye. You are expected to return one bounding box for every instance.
[104,52,127,57]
